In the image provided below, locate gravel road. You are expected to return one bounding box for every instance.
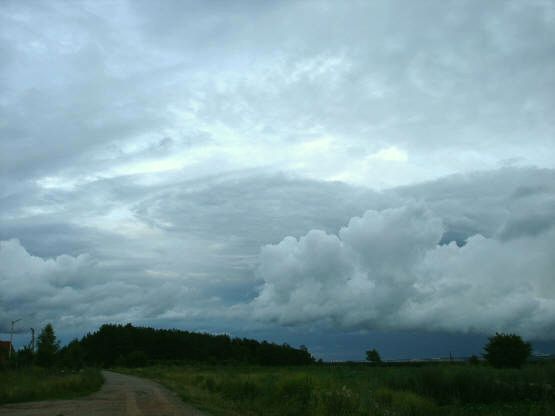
[0,370,206,416]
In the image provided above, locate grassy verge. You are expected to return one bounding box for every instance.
[118,362,555,416]
[0,367,104,405]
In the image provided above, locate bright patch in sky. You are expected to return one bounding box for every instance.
[368,146,408,162]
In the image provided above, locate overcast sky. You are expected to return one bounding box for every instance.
[1,0,554,359]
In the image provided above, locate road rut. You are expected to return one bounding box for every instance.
[0,370,205,416]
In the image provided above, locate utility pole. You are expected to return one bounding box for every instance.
[9,319,21,360]
[30,328,35,353]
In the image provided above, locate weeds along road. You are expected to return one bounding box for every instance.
[0,370,206,416]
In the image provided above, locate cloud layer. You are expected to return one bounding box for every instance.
[253,170,555,338]
[1,0,554,193]
[1,1,554,352]
[2,167,553,340]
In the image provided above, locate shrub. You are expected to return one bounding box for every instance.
[483,333,532,368]
[366,349,382,364]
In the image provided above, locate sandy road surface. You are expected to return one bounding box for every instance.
[0,370,206,416]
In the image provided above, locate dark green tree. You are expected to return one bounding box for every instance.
[17,345,35,367]
[124,350,148,367]
[36,323,60,367]
[59,339,84,369]
[483,333,532,368]
[76,323,314,367]
[366,348,382,364]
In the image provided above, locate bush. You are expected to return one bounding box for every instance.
[483,333,532,368]
[366,349,382,364]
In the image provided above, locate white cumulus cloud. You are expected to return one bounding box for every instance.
[252,202,555,338]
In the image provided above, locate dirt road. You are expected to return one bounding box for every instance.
[0,370,206,416]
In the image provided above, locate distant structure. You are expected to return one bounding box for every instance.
[0,340,14,363]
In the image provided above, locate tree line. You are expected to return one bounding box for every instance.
[5,324,534,371]
[7,323,315,369]
[365,333,533,368]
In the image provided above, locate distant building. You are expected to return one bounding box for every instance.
[0,340,14,363]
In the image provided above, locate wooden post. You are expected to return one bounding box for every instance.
[9,319,21,360]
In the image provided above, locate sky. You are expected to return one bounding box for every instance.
[1,0,554,360]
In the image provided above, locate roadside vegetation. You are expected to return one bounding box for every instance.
[0,323,104,405]
[120,361,555,416]
[113,332,554,415]
[0,367,103,405]
[2,323,553,414]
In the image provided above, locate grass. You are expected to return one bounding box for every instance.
[0,367,104,405]
[118,362,555,416]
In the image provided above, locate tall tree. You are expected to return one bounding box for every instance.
[483,333,531,368]
[36,323,60,367]
[59,339,84,369]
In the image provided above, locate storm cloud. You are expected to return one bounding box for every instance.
[2,167,554,340]
[1,1,554,354]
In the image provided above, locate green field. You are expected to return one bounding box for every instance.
[121,362,555,416]
[0,367,104,405]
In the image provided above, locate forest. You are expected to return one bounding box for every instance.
[66,324,314,367]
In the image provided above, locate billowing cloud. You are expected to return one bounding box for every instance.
[0,238,232,334]
[0,0,554,354]
[252,175,555,338]
[2,168,555,340]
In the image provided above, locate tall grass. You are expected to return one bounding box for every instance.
[120,362,555,415]
[381,363,555,404]
[0,367,104,405]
